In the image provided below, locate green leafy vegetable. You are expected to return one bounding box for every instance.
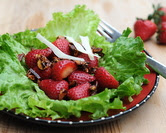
[0,5,149,120]
[38,5,100,42]
[99,28,149,89]
[13,30,46,50]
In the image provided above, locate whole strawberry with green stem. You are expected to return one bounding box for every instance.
[148,4,166,44]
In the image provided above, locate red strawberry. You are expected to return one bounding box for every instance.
[25,48,52,68]
[94,67,119,89]
[52,60,77,81]
[52,36,71,55]
[157,22,166,44]
[77,53,98,68]
[68,70,95,85]
[134,19,157,41]
[32,66,52,79]
[67,82,90,100]
[39,79,69,100]
[158,7,166,22]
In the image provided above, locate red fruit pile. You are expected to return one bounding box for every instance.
[134,4,166,44]
[25,36,119,100]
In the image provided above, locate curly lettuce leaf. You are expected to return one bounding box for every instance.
[116,77,141,98]
[13,30,46,51]
[99,28,149,86]
[98,28,149,96]
[27,89,125,119]
[38,5,99,42]
[0,34,42,111]
[13,5,106,52]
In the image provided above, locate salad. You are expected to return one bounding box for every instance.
[0,5,149,120]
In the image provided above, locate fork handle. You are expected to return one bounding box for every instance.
[146,55,166,78]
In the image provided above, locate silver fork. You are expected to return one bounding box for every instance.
[98,19,166,79]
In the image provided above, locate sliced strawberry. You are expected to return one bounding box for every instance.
[32,66,52,80]
[25,48,52,68]
[39,79,68,100]
[68,70,95,85]
[94,67,119,89]
[67,82,90,100]
[52,36,71,55]
[52,60,77,81]
[77,53,98,68]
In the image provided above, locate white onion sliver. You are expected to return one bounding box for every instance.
[80,36,94,60]
[66,36,99,59]
[36,33,85,61]
[65,36,86,54]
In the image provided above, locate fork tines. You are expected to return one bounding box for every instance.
[97,19,121,43]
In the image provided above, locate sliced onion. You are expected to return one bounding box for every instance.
[80,36,94,60]
[65,36,86,54]
[65,36,99,60]
[36,33,85,61]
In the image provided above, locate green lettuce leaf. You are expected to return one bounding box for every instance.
[99,28,149,86]
[0,5,149,120]
[13,30,46,50]
[116,77,141,98]
[38,5,99,42]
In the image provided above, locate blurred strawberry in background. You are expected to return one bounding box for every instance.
[134,4,166,44]
[157,22,166,44]
[134,19,157,41]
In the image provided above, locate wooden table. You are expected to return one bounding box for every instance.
[0,0,166,132]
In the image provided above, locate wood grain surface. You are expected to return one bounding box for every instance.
[0,0,166,133]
